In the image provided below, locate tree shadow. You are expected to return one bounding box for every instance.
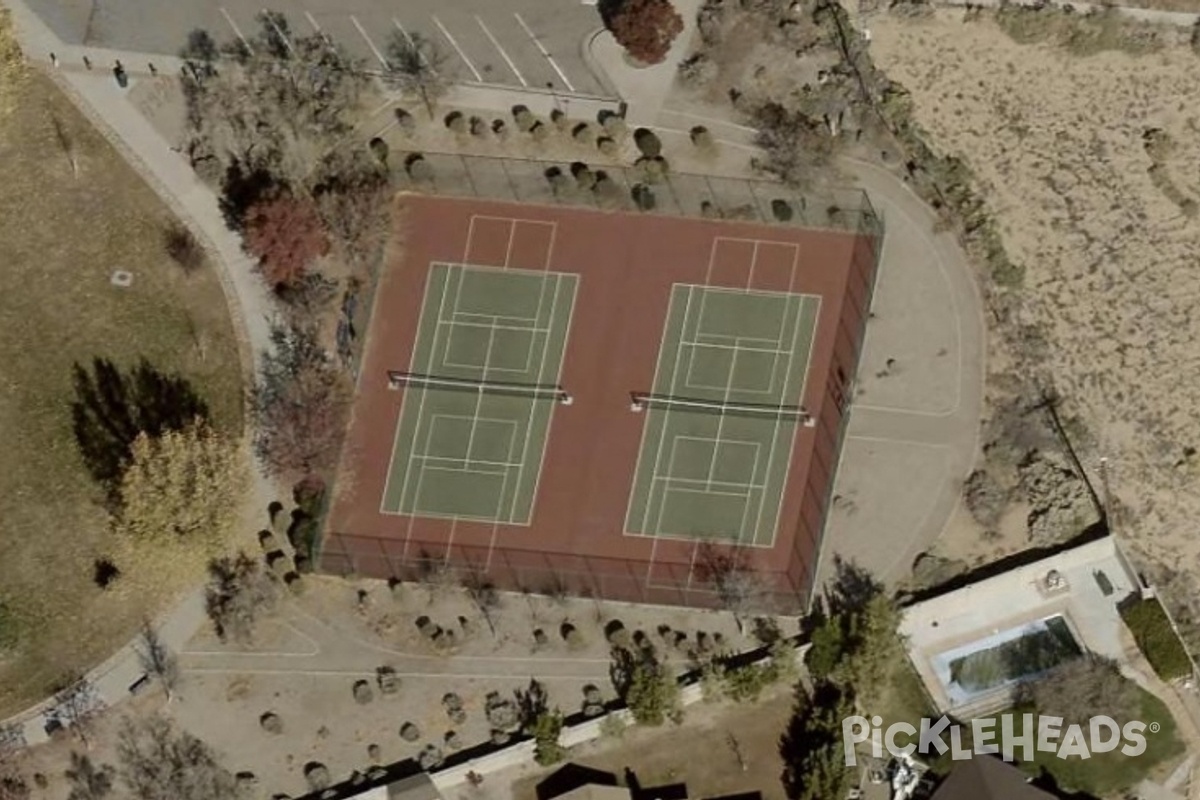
[70,357,209,492]
[824,556,884,617]
[778,681,848,799]
[597,0,625,27]
[218,159,284,231]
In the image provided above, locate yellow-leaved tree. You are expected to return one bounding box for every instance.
[116,420,247,555]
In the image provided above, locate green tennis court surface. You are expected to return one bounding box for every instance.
[626,285,820,546]
[382,264,578,523]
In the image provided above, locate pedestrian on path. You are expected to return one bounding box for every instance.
[148,62,157,76]
[49,52,58,67]
[82,54,91,69]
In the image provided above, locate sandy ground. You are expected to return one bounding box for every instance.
[868,11,1200,610]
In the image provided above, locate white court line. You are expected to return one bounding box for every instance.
[261,9,294,55]
[639,285,694,535]
[750,249,802,544]
[380,266,447,516]
[219,7,253,52]
[351,15,390,68]
[513,12,575,91]
[625,285,681,537]
[476,16,526,86]
[432,15,483,82]
[509,221,563,523]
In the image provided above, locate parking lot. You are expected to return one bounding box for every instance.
[25,0,612,96]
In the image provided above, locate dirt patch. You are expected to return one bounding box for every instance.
[0,69,243,716]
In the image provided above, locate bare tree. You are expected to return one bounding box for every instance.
[696,545,769,634]
[1024,654,1140,729]
[135,620,180,701]
[463,571,501,637]
[64,752,115,800]
[0,744,28,800]
[204,552,278,643]
[383,32,449,119]
[50,680,103,750]
[116,715,237,800]
[49,112,79,178]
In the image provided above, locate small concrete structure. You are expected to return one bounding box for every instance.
[901,536,1142,716]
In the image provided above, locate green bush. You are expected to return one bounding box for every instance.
[1121,597,1193,681]
[532,710,566,765]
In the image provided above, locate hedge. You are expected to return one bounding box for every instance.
[1121,597,1193,681]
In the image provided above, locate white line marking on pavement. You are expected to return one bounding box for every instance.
[432,15,482,82]
[513,12,574,91]
[476,15,526,86]
[392,17,415,46]
[219,7,253,53]
[261,9,294,55]
[351,14,389,68]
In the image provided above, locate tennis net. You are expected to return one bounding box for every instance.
[387,371,572,403]
[630,392,813,424]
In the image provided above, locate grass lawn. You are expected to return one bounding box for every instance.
[0,70,243,716]
[977,687,1184,796]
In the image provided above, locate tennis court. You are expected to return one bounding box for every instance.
[381,262,578,524]
[625,285,820,546]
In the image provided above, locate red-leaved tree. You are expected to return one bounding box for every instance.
[242,193,330,290]
[607,0,684,65]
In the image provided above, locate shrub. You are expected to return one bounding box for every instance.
[606,620,633,650]
[445,110,467,134]
[394,108,416,134]
[636,156,668,184]
[1121,597,1193,680]
[445,730,463,750]
[259,712,283,734]
[163,222,206,272]
[533,628,549,649]
[561,622,585,649]
[492,119,509,140]
[400,722,421,742]
[368,137,389,165]
[700,200,721,218]
[551,108,570,132]
[368,743,382,763]
[530,121,549,143]
[690,125,715,150]
[353,680,374,705]
[512,105,536,132]
[593,175,625,209]
[484,693,519,730]
[597,136,619,158]
[377,666,400,694]
[771,198,794,222]
[490,728,512,745]
[599,110,627,139]
[532,710,566,766]
[632,184,656,211]
[572,122,594,145]
[633,128,662,158]
[405,154,434,184]
[571,162,597,190]
[304,763,331,791]
[418,745,444,771]
[606,0,684,65]
[469,115,489,137]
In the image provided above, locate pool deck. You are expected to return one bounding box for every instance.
[900,536,1143,715]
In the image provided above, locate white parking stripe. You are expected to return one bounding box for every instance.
[513,12,574,91]
[392,17,415,46]
[476,15,526,86]
[432,15,483,82]
[303,11,338,50]
[261,8,294,55]
[219,7,253,53]
[351,14,389,68]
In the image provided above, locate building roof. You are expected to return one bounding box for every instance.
[929,757,1057,800]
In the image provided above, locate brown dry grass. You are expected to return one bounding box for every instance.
[869,10,1200,628]
[0,69,242,716]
